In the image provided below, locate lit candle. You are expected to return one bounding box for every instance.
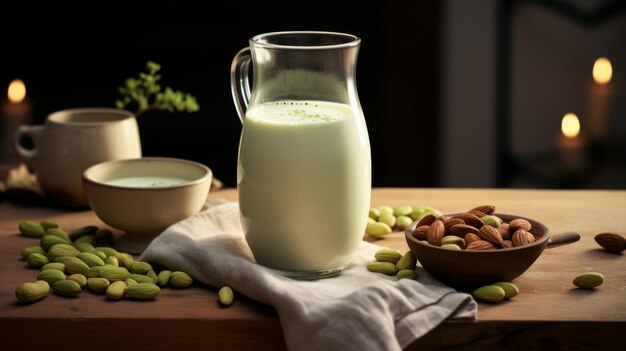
[587,57,614,146]
[1,79,32,164]
[557,113,587,173]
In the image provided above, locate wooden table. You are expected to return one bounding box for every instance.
[1,188,624,349]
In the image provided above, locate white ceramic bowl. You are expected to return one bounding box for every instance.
[82,157,212,253]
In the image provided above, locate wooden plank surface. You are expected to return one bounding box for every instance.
[365,188,626,323]
[0,188,624,349]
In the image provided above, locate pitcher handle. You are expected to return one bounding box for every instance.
[230,47,252,124]
[14,125,43,165]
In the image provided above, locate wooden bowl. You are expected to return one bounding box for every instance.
[405,213,579,289]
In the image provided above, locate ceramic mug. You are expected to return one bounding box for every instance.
[14,108,142,207]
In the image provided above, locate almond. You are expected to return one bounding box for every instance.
[498,223,511,240]
[594,233,626,254]
[469,205,495,215]
[478,225,503,245]
[500,240,513,249]
[466,240,496,250]
[412,225,429,240]
[416,214,437,227]
[450,224,479,237]
[510,218,532,232]
[468,210,487,218]
[511,229,535,247]
[464,233,481,246]
[427,220,445,246]
[452,213,483,229]
[444,218,465,234]
[438,215,449,224]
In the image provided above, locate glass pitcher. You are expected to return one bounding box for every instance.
[230,31,371,278]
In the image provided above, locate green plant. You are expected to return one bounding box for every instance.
[116,61,199,117]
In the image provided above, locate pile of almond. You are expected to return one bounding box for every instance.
[410,205,537,250]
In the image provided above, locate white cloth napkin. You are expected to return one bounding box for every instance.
[141,200,477,350]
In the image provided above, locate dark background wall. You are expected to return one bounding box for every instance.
[440,0,626,189]
[0,1,440,187]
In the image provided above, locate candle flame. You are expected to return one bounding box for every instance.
[561,113,580,139]
[592,57,612,84]
[8,79,26,103]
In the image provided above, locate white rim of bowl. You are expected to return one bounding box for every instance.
[82,157,212,191]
